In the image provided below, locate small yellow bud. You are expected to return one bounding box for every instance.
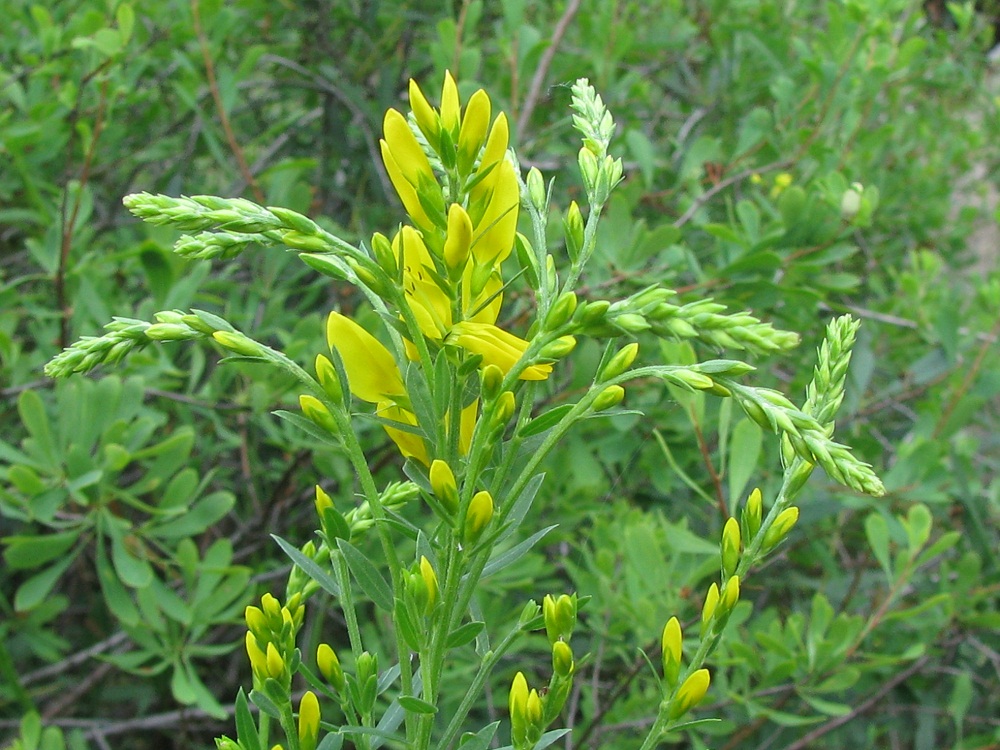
[669,668,710,719]
[429,460,460,516]
[481,364,504,400]
[457,89,491,174]
[495,391,516,426]
[671,368,716,391]
[443,203,473,274]
[509,672,529,746]
[245,606,268,640]
[314,354,343,405]
[315,485,333,515]
[762,506,799,552]
[552,640,574,677]
[592,384,625,412]
[261,593,281,621]
[744,488,763,540]
[661,616,682,688]
[299,394,337,434]
[701,582,720,636]
[316,643,345,692]
[525,688,543,727]
[599,342,639,382]
[266,642,285,680]
[543,593,577,645]
[440,70,461,136]
[298,691,321,750]
[720,575,740,615]
[563,200,585,261]
[721,517,741,578]
[245,632,267,679]
[464,490,494,545]
[408,79,440,146]
[420,556,438,614]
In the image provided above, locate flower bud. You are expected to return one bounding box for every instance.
[371,232,397,277]
[578,147,600,194]
[670,368,716,391]
[216,738,243,750]
[700,582,720,636]
[266,642,285,681]
[317,644,345,693]
[578,299,610,326]
[661,616,682,688]
[539,335,577,360]
[552,640,574,677]
[495,391,516,426]
[282,231,330,252]
[721,518,741,578]
[669,669,710,719]
[408,79,440,147]
[563,201,584,262]
[443,204,473,275]
[419,556,439,615]
[743,488,763,541]
[840,184,862,221]
[613,312,650,333]
[145,323,193,341]
[261,593,281,622]
[299,394,337,434]
[720,575,740,616]
[464,490,494,545]
[245,606,268,639]
[542,593,577,645]
[481,364,504,400]
[526,167,547,213]
[762,506,799,552]
[315,354,343,406]
[246,632,268,680]
[599,342,639,382]
[546,291,578,330]
[355,651,377,686]
[298,691,320,750]
[429,459,460,516]
[592,385,625,412]
[525,689,543,740]
[213,330,265,357]
[509,672,529,747]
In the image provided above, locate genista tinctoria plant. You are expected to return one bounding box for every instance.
[47,76,884,750]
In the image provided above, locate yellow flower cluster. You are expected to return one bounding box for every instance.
[319,73,561,464]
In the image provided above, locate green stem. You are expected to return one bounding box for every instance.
[560,198,604,297]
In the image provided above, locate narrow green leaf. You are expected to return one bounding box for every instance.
[249,688,282,719]
[483,525,557,577]
[446,621,486,649]
[235,689,262,750]
[272,535,340,598]
[337,539,393,612]
[864,512,893,579]
[398,695,437,714]
[14,553,76,611]
[517,404,574,439]
[3,531,80,570]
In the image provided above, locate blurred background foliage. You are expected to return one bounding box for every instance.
[1,0,998,748]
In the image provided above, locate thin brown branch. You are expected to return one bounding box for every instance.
[517,0,583,138]
[190,0,265,203]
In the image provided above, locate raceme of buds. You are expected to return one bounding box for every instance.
[700,583,720,637]
[316,643,345,693]
[762,506,800,552]
[721,517,741,578]
[543,593,577,645]
[464,490,494,545]
[429,459,460,516]
[743,488,763,541]
[668,669,710,720]
[661,616,683,688]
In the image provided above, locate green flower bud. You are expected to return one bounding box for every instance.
[539,335,577,360]
[592,384,625,412]
[315,354,343,405]
[509,672,530,748]
[542,593,577,644]
[282,231,330,252]
[762,506,799,552]
[245,606,268,639]
[700,582,720,636]
[613,313,650,333]
[743,488,763,541]
[216,737,243,750]
[578,299,610,326]
[670,368,716,391]
[719,575,740,616]
[599,342,639,381]
[371,232,397,277]
[563,201,585,262]
[481,364,504,400]
[299,394,337,434]
[213,331,264,357]
[546,291,578,331]
[840,185,862,221]
[552,640,575,677]
[266,642,285,681]
[144,323,193,341]
[578,147,600,194]
[526,167,546,213]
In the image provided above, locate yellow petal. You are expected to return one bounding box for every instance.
[449,321,551,380]
[377,401,429,465]
[471,159,519,265]
[326,312,405,403]
[408,79,440,144]
[459,398,478,454]
[393,227,452,340]
[462,264,502,325]
[380,140,434,231]
[443,203,473,273]
[440,70,461,136]
[383,109,435,188]
[471,112,509,204]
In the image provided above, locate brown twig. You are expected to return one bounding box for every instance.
[690,405,727,519]
[190,0,265,203]
[517,0,583,138]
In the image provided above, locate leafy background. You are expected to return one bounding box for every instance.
[2,0,999,748]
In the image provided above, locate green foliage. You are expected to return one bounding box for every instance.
[2,1,999,749]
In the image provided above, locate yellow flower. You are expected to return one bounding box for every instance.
[393,226,452,340]
[448,321,551,380]
[326,312,405,403]
[377,400,429,466]
[470,158,519,266]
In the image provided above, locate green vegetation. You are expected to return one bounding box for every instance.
[2,1,998,749]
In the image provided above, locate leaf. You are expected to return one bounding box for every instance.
[153,491,234,538]
[96,540,139,625]
[864,512,893,579]
[272,535,340,598]
[903,503,932,558]
[483,525,557,577]
[3,530,80,570]
[494,473,545,544]
[517,404,574,438]
[337,539,393,612]
[14,553,76,611]
[446,621,485,649]
[18,390,57,467]
[397,695,437,714]
[272,409,341,447]
[249,688,282,719]
[235,689,262,750]
[316,734,344,750]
